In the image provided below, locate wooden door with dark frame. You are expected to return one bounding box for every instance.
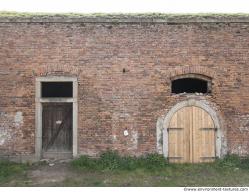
[42,103,73,153]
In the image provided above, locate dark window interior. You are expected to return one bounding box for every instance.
[171,78,208,94]
[41,82,73,97]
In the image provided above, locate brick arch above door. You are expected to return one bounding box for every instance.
[168,66,217,79]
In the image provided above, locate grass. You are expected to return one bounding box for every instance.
[67,152,249,186]
[65,162,249,187]
[71,150,168,171]
[1,152,249,186]
[0,160,28,186]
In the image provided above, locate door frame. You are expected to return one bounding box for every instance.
[159,99,225,159]
[35,76,78,160]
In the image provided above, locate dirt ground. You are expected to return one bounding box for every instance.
[27,161,76,186]
[23,160,125,187]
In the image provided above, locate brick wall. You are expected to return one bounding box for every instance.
[0,16,249,159]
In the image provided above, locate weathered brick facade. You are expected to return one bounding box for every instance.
[0,14,249,161]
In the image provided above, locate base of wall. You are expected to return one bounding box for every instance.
[0,155,38,163]
[0,153,75,163]
[42,152,73,160]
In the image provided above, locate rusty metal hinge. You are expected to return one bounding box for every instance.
[200,156,216,159]
[168,156,183,159]
[167,128,184,132]
[200,127,218,131]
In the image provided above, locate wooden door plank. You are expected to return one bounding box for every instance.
[42,103,73,152]
[45,108,72,150]
[168,107,191,163]
[187,107,192,163]
[177,108,182,162]
[181,107,186,162]
[192,106,215,163]
[169,112,176,163]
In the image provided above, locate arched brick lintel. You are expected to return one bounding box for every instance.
[168,66,217,80]
[35,65,79,77]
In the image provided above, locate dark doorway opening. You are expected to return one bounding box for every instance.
[171,78,208,94]
[41,82,73,97]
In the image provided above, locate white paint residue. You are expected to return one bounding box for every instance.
[112,134,117,141]
[14,111,23,127]
[239,127,249,132]
[231,145,248,156]
[0,129,11,145]
[156,117,164,154]
[0,112,22,146]
[56,120,62,124]
[124,130,129,136]
[130,130,138,150]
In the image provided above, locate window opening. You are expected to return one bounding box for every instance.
[41,82,73,97]
[171,78,209,94]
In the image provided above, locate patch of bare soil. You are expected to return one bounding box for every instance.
[27,160,76,186]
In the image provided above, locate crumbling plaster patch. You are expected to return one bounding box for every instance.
[0,128,11,146]
[0,111,23,146]
[112,111,138,151]
[128,130,138,151]
[238,114,249,133]
[14,111,23,127]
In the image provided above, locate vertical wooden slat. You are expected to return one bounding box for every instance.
[180,109,188,162]
[189,107,196,162]
[202,109,205,160]
[177,110,180,162]
[169,112,176,163]
[169,111,177,163]
[188,106,192,163]
[177,108,182,162]
[191,106,194,163]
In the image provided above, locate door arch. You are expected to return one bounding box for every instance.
[161,99,224,163]
[168,106,216,163]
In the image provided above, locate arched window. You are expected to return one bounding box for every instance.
[171,74,212,94]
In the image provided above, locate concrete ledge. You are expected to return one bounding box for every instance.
[1,12,249,23]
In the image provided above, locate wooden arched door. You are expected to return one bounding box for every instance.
[168,106,216,163]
